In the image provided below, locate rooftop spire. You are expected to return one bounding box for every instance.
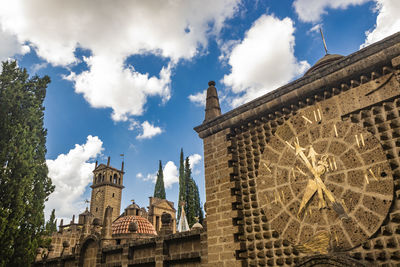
[204,81,221,122]
[320,28,328,55]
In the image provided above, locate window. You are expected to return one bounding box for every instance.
[96,207,98,212]
[113,174,118,183]
[112,193,115,198]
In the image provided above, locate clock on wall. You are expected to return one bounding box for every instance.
[95,190,103,202]
[255,106,393,252]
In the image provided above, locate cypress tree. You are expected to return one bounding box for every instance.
[0,61,54,266]
[193,179,204,225]
[177,148,185,221]
[153,160,166,199]
[45,209,57,234]
[183,157,204,227]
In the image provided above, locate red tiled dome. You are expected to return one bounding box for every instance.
[112,216,157,235]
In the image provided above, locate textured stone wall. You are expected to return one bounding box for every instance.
[203,128,242,266]
[34,229,207,267]
[195,32,400,266]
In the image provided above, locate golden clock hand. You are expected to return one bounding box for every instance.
[313,174,349,218]
[308,146,318,169]
[294,142,319,179]
[298,179,318,216]
[332,202,349,220]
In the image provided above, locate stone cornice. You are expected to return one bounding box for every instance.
[194,31,400,138]
[90,182,124,189]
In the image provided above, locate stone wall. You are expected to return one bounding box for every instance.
[195,32,400,266]
[34,229,207,267]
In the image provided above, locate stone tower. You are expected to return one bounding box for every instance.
[90,157,124,223]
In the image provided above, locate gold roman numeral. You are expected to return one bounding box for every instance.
[355,134,365,148]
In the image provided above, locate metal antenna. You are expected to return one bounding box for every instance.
[320,28,328,55]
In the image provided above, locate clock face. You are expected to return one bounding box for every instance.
[95,191,103,201]
[255,108,393,251]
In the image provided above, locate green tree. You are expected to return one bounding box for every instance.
[177,148,185,221]
[183,157,204,227]
[153,160,166,199]
[0,61,54,266]
[45,209,57,234]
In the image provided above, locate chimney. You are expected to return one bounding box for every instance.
[204,81,221,122]
[107,156,110,167]
[59,219,64,233]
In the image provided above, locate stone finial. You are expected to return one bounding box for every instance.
[101,206,113,239]
[107,156,110,166]
[71,215,75,224]
[204,81,221,122]
[128,221,138,232]
[121,161,124,172]
[159,212,173,236]
[82,214,90,236]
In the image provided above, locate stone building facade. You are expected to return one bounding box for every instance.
[194,31,400,266]
[35,31,400,266]
[148,197,177,234]
[35,158,207,266]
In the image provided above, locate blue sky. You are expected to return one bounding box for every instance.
[0,0,399,221]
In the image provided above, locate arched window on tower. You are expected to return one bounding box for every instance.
[113,174,118,184]
[118,178,121,185]
[102,174,105,182]
[110,175,112,182]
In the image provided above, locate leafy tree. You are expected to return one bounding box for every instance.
[0,61,54,266]
[45,209,57,234]
[177,148,185,221]
[153,160,166,199]
[183,157,203,227]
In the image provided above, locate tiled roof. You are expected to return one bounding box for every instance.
[112,215,157,235]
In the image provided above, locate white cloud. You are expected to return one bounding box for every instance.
[188,154,202,167]
[136,121,163,140]
[222,14,309,107]
[45,135,104,220]
[188,89,207,107]
[163,161,179,188]
[136,172,156,182]
[128,119,140,131]
[0,0,240,121]
[137,160,178,188]
[0,25,29,69]
[362,0,400,47]
[293,0,370,23]
[308,24,323,34]
[188,153,202,174]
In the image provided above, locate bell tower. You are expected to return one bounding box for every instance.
[90,157,124,223]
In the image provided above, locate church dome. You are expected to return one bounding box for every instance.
[304,54,344,76]
[112,215,157,235]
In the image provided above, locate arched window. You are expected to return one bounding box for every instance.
[102,174,105,182]
[113,174,118,183]
[118,178,121,185]
[110,175,112,182]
